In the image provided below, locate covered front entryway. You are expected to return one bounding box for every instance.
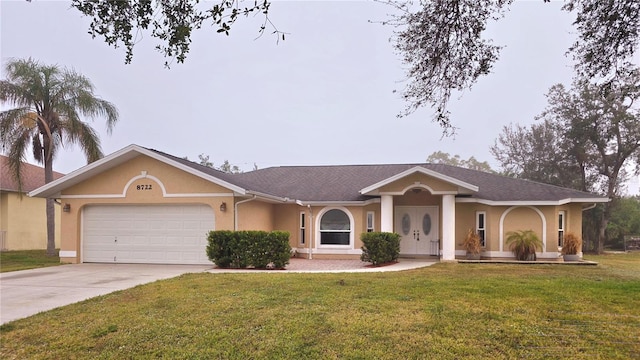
[395,206,439,256]
[362,167,478,261]
[82,204,214,264]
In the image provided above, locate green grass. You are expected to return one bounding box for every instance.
[0,249,61,273]
[1,254,639,359]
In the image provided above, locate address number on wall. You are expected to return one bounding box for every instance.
[136,184,153,190]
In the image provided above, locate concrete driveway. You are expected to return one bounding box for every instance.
[0,263,212,324]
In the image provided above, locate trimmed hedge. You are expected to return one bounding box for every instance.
[360,232,400,266]
[206,230,291,269]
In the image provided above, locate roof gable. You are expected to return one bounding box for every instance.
[360,166,479,195]
[29,145,246,198]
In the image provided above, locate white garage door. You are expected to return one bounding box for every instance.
[83,204,214,264]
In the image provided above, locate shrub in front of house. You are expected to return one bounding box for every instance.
[206,230,291,269]
[206,230,236,268]
[360,232,400,266]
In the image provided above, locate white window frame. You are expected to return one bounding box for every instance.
[476,211,486,248]
[299,212,306,246]
[366,211,375,232]
[558,211,566,248]
[316,207,354,249]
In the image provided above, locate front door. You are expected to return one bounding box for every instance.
[395,206,439,256]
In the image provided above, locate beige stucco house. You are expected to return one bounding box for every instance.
[29,145,608,264]
[1,155,63,250]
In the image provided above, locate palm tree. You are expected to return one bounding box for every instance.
[0,58,118,256]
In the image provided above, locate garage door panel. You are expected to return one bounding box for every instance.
[83,204,214,264]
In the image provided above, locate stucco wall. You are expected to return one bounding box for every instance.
[272,204,301,248]
[455,203,480,249]
[0,192,61,250]
[453,203,586,257]
[236,200,274,230]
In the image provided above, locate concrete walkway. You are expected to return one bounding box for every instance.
[208,258,438,273]
[0,258,437,324]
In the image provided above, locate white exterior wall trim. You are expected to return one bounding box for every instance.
[296,248,363,255]
[379,190,458,196]
[60,193,234,199]
[297,199,380,207]
[454,250,561,259]
[456,198,609,206]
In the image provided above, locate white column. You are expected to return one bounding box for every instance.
[441,194,456,261]
[381,195,394,232]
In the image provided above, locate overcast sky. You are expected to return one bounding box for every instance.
[2,0,638,194]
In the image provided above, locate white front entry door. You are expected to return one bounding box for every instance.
[395,206,439,256]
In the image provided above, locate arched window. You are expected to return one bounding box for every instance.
[320,209,351,246]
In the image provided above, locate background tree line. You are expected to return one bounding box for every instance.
[427,64,640,251]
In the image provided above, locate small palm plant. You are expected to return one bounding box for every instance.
[505,230,543,261]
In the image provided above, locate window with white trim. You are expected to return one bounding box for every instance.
[320,209,351,246]
[558,211,566,247]
[476,211,486,247]
[299,212,306,245]
[366,211,375,232]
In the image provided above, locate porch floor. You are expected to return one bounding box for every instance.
[457,258,598,265]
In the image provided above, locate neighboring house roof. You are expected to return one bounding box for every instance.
[0,155,64,193]
[29,144,609,205]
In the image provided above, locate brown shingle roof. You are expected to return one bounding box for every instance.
[0,155,65,193]
[149,149,606,203]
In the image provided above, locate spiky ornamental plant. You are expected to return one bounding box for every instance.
[0,58,119,256]
[505,230,543,261]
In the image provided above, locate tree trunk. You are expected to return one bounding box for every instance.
[45,198,55,256]
[596,195,615,254]
[44,143,56,257]
[597,213,608,254]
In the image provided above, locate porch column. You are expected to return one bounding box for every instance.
[441,194,456,261]
[381,195,393,232]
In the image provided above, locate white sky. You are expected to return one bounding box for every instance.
[1,0,639,194]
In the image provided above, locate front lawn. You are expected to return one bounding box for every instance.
[1,253,638,359]
[0,249,61,273]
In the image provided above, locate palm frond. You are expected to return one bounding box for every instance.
[5,130,32,194]
[62,119,103,163]
[0,107,32,144]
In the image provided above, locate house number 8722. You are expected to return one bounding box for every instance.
[136,184,152,190]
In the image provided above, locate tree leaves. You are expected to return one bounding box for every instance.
[387,0,513,133]
[386,0,639,132]
[71,0,280,67]
[564,0,640,80]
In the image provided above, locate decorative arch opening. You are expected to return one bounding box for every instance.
[499,206,547,253]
